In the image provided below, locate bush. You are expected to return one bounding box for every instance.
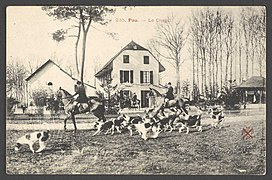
[6,97,19,115]
[32,88,48,107]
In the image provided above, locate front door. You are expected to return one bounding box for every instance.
[141,90,149,108]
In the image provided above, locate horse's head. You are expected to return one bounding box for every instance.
[56,87,72,101]
[149,87,163,97]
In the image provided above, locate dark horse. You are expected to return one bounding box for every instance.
[56,87,106,133]
[148,87,188,115]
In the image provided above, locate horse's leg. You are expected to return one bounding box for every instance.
[64,114,71,131]
[93,105,106,122]
[71,114,77,133]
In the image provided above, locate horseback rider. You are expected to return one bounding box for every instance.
[72,81,88,112]
[165,82,174,106]
[156,82,175,116]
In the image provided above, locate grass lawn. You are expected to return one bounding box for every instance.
[6,115,266,175]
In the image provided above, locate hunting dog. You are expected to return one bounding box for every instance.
[153,107,182,132]
[14,130,49,153]
[112,114,130,134]
[207,106,225,128]
[122,114,144,136]
[93,119,115,136]
[176,109,203,134]
[133,120,161,141]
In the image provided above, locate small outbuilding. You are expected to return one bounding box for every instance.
[236,76,266,103]
[25,59,96,106]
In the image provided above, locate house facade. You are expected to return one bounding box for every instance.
[25,59,96,106]
[95,41,166,108]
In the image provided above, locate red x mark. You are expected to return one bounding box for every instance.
[242,127,253,139]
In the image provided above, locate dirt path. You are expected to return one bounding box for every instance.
[6,114,265,130]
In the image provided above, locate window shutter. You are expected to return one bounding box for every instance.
[120,70,123,83]
[140,71,143,83]
[150,71,153,84]
[130,70,133,83]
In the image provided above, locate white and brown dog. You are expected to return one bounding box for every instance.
[120,114,144,136]
[112,114,130,134]
[176,109,203,134]
[207,106,225,128]
[93,119,115,136]
[134,118,162,140]
[14,130,50,153]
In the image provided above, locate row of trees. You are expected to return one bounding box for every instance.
[148,7,265,98]
[189,7,265,97]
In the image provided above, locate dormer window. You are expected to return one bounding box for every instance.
[123,55,129,63]
[144,56,149,64]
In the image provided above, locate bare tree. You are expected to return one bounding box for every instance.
[223,14,235,83]
[237,23,243,83]
[152,15,187,94]
[255,7,266,77]
[241,8,252,79]
[6,59,28,102]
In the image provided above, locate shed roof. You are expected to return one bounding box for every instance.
[25,59,95,89]
[236,76,266,89]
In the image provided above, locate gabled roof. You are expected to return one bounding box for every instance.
[95,41,166,77]
[25,59,95,89]
[236,76,266,89]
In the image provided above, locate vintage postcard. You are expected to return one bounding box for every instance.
[6,6,266,175]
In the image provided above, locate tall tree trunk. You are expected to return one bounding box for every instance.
[225,51,229,83]
[239,29,242,83]
[197,46,200,94]
[203,49,207,96]
[75,21,81,76]
[81,32,88,84]
[245,42,249,79]
[176,64,181,94]
[251,40,255,77]
[215,43,218,93]
[258,39,263,76]
[220,33,223,90]
[192,41,195,99]
[230,32,233,81]
[175,53,181,94]
[209,37,212,96]
[201,49,204,95]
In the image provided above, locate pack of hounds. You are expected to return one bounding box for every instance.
[14,105,224,153]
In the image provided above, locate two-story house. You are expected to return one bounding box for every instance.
[95,41,166,108]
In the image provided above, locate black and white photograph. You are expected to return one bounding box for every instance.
[6,6,266,175]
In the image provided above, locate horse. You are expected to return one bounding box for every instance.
[149,87,188,114]
[56,87,106,133]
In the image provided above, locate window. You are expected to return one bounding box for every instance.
[123,55,129,63]
[140,71,153,84]
[120,70,133,83]
[144,56,149,64]
[47,82,53,86]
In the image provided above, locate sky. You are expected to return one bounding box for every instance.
[7,6,261,87]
